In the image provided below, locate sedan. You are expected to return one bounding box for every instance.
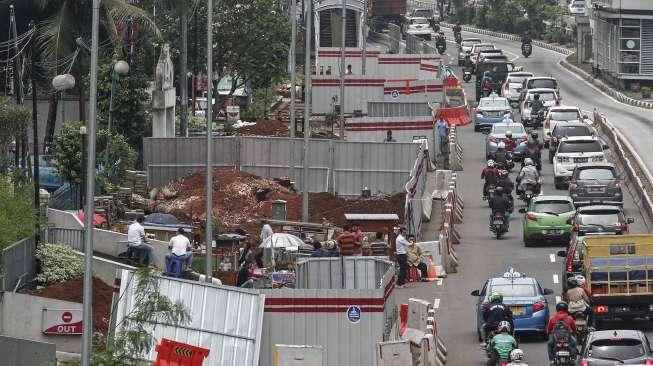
[474,94,512,132]
[458,38,482,66]
[569,163,623,207]
[485,122,528,160]
[520,195,576,246]
[471,269,553,339]
[502,72,534,104]
[546,122,596,163]
[579,329,653,365]
[573,205,634,236]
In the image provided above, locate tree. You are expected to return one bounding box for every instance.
[0,176,37,249]
[0,97,31,174]
[51,121,137,186]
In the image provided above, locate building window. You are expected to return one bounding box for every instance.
[619,19,641,75]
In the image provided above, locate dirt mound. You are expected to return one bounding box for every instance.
[26,277,113,335]
[235,119,288,137]
[154,169,405,236]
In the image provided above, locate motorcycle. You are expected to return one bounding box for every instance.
[436,40,446,55]
[521,42,532,58]
[490,212,508,239]
[454,32,462,45]
[554,340,574,366]
[532,107,547,128]
[463,69,472,82]
[484,184,497,203]
[573,311,590,347]
[519,181,539,205]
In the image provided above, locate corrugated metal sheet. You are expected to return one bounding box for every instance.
[641,20,653,75]
[115,270,265,366]
[295,257,394,290]
[367,101,432,117]
[344,213,400,220]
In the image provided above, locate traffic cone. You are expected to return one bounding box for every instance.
[426,255,438,281]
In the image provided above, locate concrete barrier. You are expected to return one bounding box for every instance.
[0,335,56,366]
[448,126,464,171]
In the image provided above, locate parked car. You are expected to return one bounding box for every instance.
[546,122,596,163]
[502,71,534,105]
[569,162,623,207]
[404,17,433,40]
[569,0,586,16]
[573,205,633,236]
[485,122,528,160]
[543,106,588,140]
[470,43,496,65]
[520,76,560,101]
[579,330,653,365]
[519,88,559,126]
[520,195,576,247]
[474,93,512,131]
[458,38,482,65]
[553,136,608,189]
[470,269,553,339]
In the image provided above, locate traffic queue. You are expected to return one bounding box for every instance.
[458,36,651,366]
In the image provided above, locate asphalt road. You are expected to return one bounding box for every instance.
[394,33,650,365]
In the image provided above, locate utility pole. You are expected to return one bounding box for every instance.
[301,0,312,222]
[30,21,40,245]
[339,0,346,139]
[81,0,101,364]
[180,8,189,137]
[362,0,367,75]
[192,10,198,116]
[205,0,214,282]
[289,0,297,181]
[10,5,23,169]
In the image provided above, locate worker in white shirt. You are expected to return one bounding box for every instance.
[395,226,410,288]
[260,220,273,242]
[127,216,154,266]
[168,228,193,267]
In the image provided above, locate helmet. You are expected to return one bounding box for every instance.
[510,349,524,362]
[505,130,513,137]
[524,158,534,166]
[497,142,506,149]
[498,170,508,178]
[487,159,495,167]
[556,302,569,312]
[575,274,586,287]
[496,320,511,333]
[490,291,503,303]
[567,277,579,288]
[534,93,540,100]
[530,131,538,138]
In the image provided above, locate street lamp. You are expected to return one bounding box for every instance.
[105,60,129,171]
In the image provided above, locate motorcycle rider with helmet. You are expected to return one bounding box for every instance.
[489,186,511,229]
[463,51,474,73]
[564,277,591,317]
[482,160,499,198]
[453,22,462,35]
[492,142,509,168]
[530,94,544,127]
[516,158,540,196]
[546,302,578,365]
[486,321,518,366]
[503,130,517,152]
[524,131,543,169]
[482,292,514,344]
[521,31,532,46]
[507,349,528,366]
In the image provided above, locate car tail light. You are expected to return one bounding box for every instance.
[615,179,623,187]
[532,300,545,312]
[579,360,589,366]
[594,305,608,313]
[504,109,512,115]
[567,246,576,272]
[557,156,570,163]
[489,136,497,143]
[520,135,528,142]
[552,137,558,144]
[545,118,551,129]
[526,214,537,222]
[569,180,577,190]
[644,359,653,365]
[476,109,486,116]
[620,222,628,232]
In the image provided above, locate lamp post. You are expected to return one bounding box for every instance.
[105,60,129,171]
[52,73,77,203]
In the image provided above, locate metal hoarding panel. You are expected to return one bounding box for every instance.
[296,258,344,289]
[274,344,324,366]
[367,101,431,118]
[115,270,265,366]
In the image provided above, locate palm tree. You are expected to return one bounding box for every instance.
[31,0,157,151]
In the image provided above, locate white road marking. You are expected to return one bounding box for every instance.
[434,298,441,309]
[549,253,556,263]
[553,274,559,284]
[556,296,562,303]
[504,50,519,62]
[437,278,443,286]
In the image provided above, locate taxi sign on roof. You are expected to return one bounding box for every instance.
[503,268,521,278]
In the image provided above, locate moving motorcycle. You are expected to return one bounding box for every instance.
[532,107,547,129]
[519,181,540,205]
[483,184,497,202]
[553,340,574,366]
[490,212,508,239]
[573,311,590,347]
[521,42,532,58]
[463,69,472,82]
[436,41,446,54]
[454,32,462,45]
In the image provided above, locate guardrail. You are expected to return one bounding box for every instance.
[431,170,463,274]
[448,126,464,171]
[593,110,653,231]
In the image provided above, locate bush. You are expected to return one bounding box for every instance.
[35,243,84,285]
[0,176,36,249]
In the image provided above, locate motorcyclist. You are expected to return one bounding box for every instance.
[496,170,514,212]
[546,302,578,365]
[507,349,528,366]
[489,186,510,228]
[481,71,494,96]
[503,130,517,152]
[521,31,532,45]
[530,94,544,125]
[516,158,540,196]
[482,160,499,198]
[492,142,508,167]
[486,321,518,366]
[564,277,591,316]
[453,22,462,35]
[481,292,514,343]
[463,51,474,71]
[436,31,446,45]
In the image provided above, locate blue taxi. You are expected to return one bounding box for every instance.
[473,93,513,132]
[470,269,553,340]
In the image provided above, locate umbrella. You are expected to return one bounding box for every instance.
[76,211,106,227]
[260,233,304,248]
[144,213,180,226]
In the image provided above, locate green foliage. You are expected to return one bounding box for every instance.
[0,98,31,173]
[0,177,36,249]
[471,0,566,40]
[52,121,137,186]
[35,244,84,285]
[92,268,191,365]
[240,85,278,121]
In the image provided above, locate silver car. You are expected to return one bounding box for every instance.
[458,38,482,66]
[502,72,534,104]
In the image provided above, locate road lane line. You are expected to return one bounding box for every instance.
[549,254,556,263]
[553,274,559,284]
[556,296,562,303]
[434,298,441,309]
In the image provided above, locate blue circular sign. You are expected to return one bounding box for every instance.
[347,305,361,324]
[391,89,400,99]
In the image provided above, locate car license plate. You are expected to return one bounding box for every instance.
[589,187,605,193]
[510,306,524,315]
[487,111,500,116]
[556,351,570,357]
[575,319,587,326]
[493,220,503,225]
[543,229,563,235]
[525,190,533,195]
[575,157,588,163]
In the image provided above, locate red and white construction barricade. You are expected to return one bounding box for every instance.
[315,48,441,79]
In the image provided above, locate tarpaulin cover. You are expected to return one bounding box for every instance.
[145,213,181,226]
[76,211,106,226]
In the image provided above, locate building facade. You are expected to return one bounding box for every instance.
[590,0,653,88]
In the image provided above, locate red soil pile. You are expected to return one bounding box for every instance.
[235,119,288,137]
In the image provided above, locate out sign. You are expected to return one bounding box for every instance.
[42,308,83,335]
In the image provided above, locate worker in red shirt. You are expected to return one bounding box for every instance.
[546,302,577,364]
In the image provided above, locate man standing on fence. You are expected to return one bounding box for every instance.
[436,117,449,156]
[395,227,410,288]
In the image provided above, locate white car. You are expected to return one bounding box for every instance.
[519,88,558,126]
[405,17,433,41]
[569,0,586,16]
[470,43,496,65]
[553,136,607,189]
[458,38,482,66]
[502,71,534,104]
[543,105,588,140]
